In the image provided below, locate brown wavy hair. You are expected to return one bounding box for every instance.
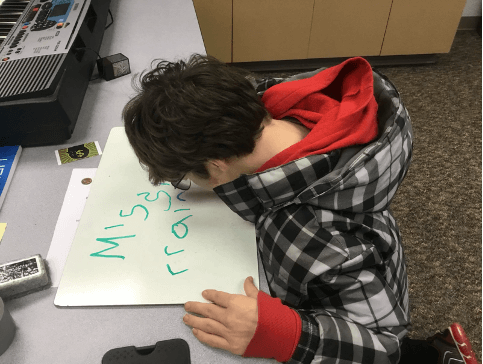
[123,54,269,185]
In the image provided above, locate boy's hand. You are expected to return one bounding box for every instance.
[183,276,259,355]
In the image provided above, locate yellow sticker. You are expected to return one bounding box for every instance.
[0,223,6,242]
[55,141,103,165]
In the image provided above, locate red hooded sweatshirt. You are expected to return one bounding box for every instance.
[256,56,378,172]
[244,57,379,362]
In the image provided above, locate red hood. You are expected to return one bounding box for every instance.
[258,57,378,172]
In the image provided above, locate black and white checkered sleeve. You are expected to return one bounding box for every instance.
[291,307,404,364]
[278,221,409,364]
[259,205,409,364]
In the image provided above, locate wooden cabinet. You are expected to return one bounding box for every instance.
[193,0,467,64]
[192,0,232,62]
[381,0,467,55]
[308,0,392,58]
[232,0,313,62]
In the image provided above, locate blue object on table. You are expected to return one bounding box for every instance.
[0,145,22,209]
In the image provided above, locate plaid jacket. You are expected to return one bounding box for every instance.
[214,68,413,364]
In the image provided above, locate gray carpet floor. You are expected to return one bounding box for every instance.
[254,30,482,360]
[382,30,481,360]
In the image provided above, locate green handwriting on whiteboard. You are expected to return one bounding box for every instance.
[105,224,124,229]
[167,264,188,275]
[171,215,193,239]
[137,190,171,211]
[119,204,149,220]
[90,235,136,259]
[164,246,184,256]
[92,188,192,275]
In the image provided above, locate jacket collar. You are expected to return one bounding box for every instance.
[213,151,340,223]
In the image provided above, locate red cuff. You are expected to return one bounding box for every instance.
[243,291,302,362]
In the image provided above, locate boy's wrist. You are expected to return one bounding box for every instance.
[243,291,302,362]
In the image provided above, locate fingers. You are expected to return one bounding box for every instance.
[191,328,231,352]
[201,289,231,308]
[244,276,259,298]
[185,301,225,322]
[183,313,226,337]
[184,315,232,352]
[203,277,259,305]
[184,283,259,357]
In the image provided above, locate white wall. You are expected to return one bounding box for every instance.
[462,0,482,16]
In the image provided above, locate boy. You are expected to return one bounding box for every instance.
[123,55,477,364]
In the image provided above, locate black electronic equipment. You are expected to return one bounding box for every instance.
[102,339,191,364]
[0,0,112,146]
[0,1,31,47]
[97,52,130,81]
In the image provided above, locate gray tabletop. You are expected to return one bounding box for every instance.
[0,1,272,363]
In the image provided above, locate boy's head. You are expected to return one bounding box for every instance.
[123,54,269,186]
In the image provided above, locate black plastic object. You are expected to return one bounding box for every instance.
[102,339,191,364]
[0,0,112,146]
[96,53,131,81]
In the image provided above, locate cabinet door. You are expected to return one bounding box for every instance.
[308,0,392,58]
[233,0,314,62]
[381,0,467,55]
[192,0,232,63]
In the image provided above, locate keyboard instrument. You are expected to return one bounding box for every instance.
[0,1,30,47]
[0,0,112,146]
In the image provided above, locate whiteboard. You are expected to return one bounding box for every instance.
[55,127,258,306]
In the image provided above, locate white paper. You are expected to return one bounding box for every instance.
[47,168,97,287]
[55,127,258,306]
